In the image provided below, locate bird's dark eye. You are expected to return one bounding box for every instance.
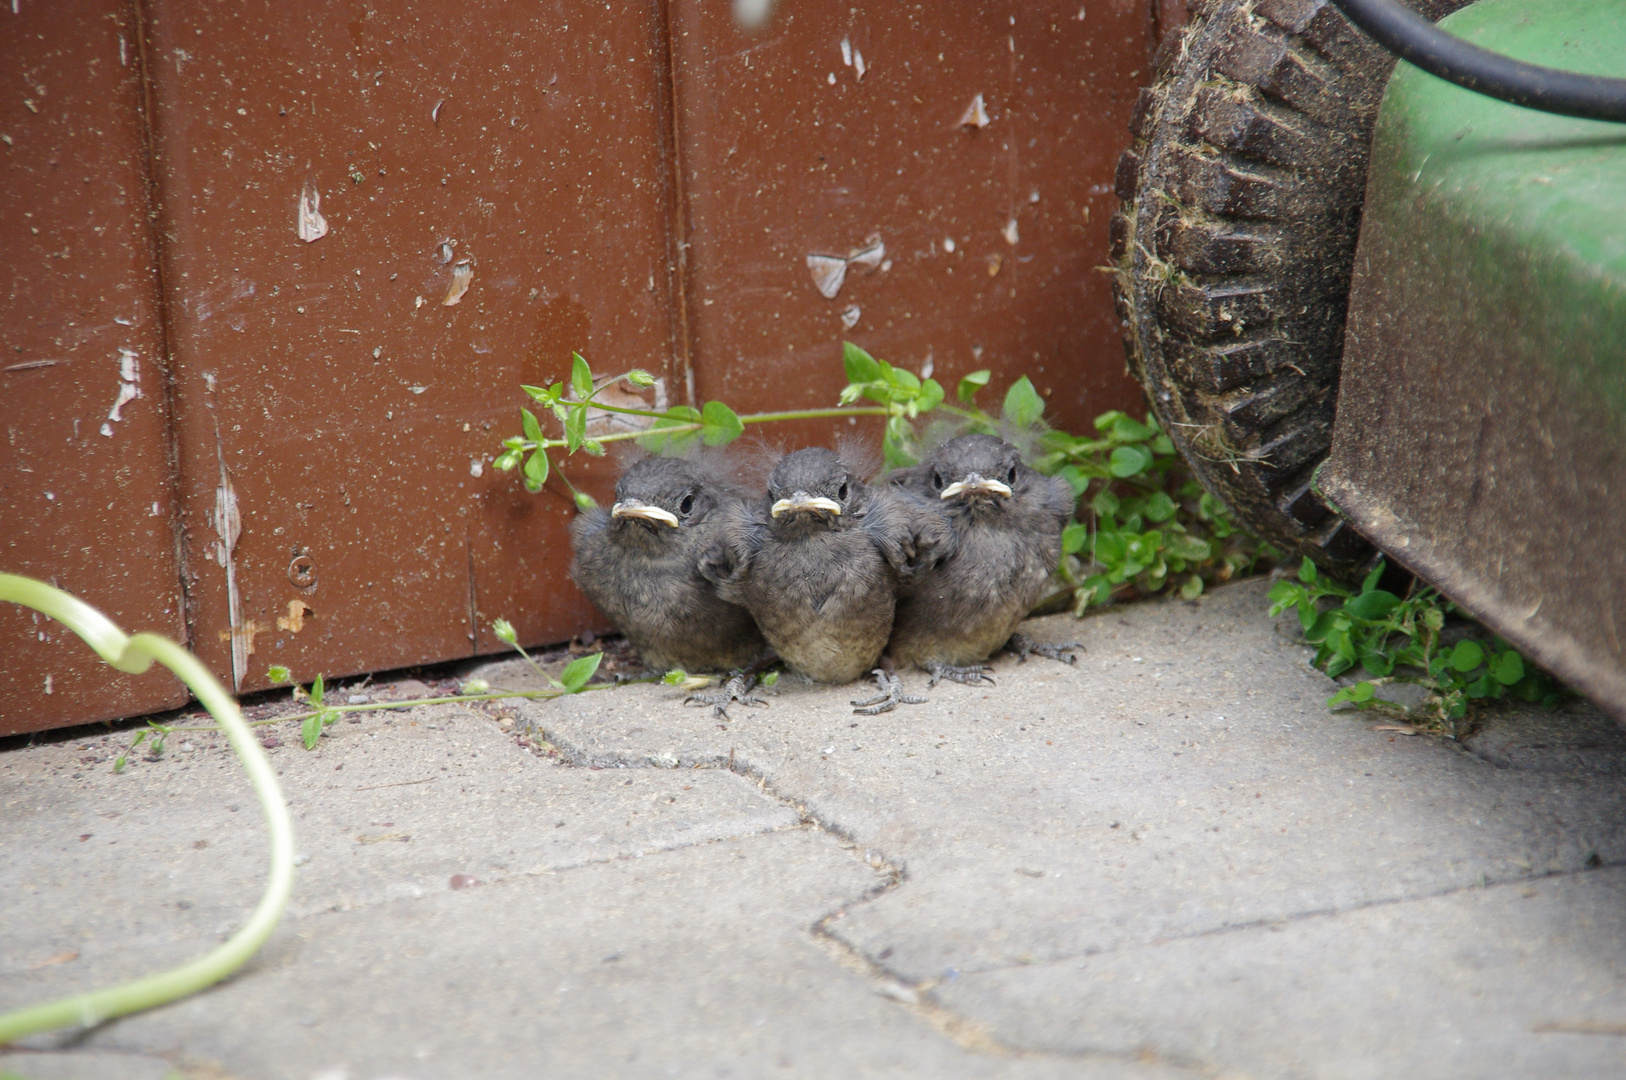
[838,481,850,503]
[679,494,695,517]
[931,469,945,490]
[1006,465,1018,485]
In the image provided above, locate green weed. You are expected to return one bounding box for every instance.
[1268,557,1562,729]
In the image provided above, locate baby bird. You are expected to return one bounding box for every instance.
[569,455,767,679]
[715,447,929,686]
[888,433,1080,686]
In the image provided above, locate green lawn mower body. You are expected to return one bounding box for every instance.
[1318,0,1626,718]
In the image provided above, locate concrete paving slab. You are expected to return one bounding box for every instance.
[2,704,796,966]
[518,577,1626,1075]
[3,704,1180,1079]
[4,576,1624,1079]
[934,866,1626,1078]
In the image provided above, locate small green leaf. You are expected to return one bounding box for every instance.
[571,352,594,399]
[1491,649,1525,686]
[521,407,543,443]
[1108,445,1153,478]
[494,450,521,471]
[626,368,657,388]
[1361,562,1386,594]
[1090,489,1120,518]
[1109,415,1158,443]
[1061,521,1088,555]
[1143,491,1177,523]
[842,341,882,384]
[1002,376,1045,428]
[1179,574,1204,601]
[574,491,600,512]
[1305,610,1342,644]
[310,673,325,706]
[1298,558,1318,585]
[267,665,291,684]
[1449,640,1485,673]
[491,618,518,645]
[917,377,945,413]
[523,449,550,492]
[957,369,992,402]
[521,383,557,405]
[700,400,745,446]
[1345,590,1401,621]
[887,366,921,393]
[1423,607,1446,632]
[1361,650,1394,677]
[638,405,703,453]
[559,652,603,692]
[302,714,322,750]
[663,669,688,685]
[565,405,587,452]
[1058,464,1090,498]
[582,439,606,457]
[1351,680,1376,702]
[761,670,780,687]
[1166,533,1211,561]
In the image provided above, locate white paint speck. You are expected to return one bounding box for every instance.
[297,180,328,243]
[827,72,836,85]
[943,237,956,253]
[469,458,484,478]
[1002,218,1020,246]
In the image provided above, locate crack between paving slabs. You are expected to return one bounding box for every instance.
[517,707,1209,1073]
[938,860,1625,985]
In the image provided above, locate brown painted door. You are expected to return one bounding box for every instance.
[1,0,190,728]
[2,0,1162,736]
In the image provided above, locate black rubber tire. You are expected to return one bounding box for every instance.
[1111,0,1469,577]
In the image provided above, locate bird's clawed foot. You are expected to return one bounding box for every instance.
[684,673,770,720]
[1009,633,1082,665]
[924,660,996,689]
[851,669,928,715]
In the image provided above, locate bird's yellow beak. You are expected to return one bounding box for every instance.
[611,499,680,527]
[770,491,843,518]
[941,473,1012,500]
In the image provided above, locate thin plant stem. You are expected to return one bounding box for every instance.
[0,574,294,1044]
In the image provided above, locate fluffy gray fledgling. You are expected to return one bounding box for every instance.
[568,455,766,675]
[888,433,1079,683]
[714,447,931,685]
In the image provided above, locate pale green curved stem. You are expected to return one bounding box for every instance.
[0,573,294,1044]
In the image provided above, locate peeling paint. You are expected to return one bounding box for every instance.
[806,254,847,299]
[579,375,668,438]
[959,94,990,128]
[840,304,861,329]
[297,180,328,243]
[806,235,883,300]
[443,260,474,306]
[100,348,141,436]
[1002,218,1020,246]
[276,599,314,633]
[213,435,249,691]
